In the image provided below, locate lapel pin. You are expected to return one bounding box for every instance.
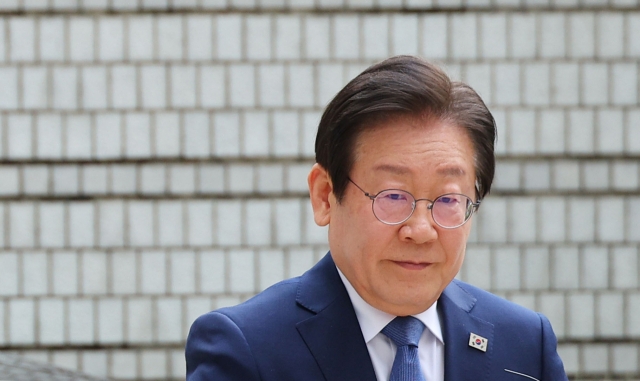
[468,333,488,352]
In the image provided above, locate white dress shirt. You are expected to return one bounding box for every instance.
[337,268,445,381]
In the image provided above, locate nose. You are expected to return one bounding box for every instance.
[398,201,438,244]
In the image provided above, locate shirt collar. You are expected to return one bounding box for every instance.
[337,266,444,345]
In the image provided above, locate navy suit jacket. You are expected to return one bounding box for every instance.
[186,253,568,381]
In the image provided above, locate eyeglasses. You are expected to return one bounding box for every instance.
[348,178,481,229]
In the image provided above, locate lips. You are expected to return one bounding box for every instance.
[392,261,432,270]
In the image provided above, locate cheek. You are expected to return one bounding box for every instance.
[352,224,393,258]
[347,224,397,277]
[341,202,390,243]
[328,201,379,254]
[441,229,470,265]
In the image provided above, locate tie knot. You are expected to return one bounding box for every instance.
[381,316,425,348]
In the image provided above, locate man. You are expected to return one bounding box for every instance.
[186,56,568,381]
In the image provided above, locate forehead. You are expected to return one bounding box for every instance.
[353,116,475,172]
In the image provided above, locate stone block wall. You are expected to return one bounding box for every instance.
[0,1,638,380]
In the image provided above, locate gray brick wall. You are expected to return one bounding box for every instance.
[0,1,638,380]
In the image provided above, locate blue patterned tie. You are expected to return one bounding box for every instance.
[381,316,427,381]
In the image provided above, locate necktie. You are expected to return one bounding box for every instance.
[381,316,426,381]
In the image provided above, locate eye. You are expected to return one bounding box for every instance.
[380,192,409,201]
[437,196,459,205]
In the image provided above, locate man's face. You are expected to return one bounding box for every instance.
[309,116,477,316]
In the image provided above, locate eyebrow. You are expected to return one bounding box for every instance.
[436,166,467,177]
[373,164,467,177]
[372,164,412,175]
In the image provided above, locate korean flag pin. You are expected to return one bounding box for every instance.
[468,333,488,352]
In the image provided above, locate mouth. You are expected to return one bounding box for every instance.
[392,261,433,270]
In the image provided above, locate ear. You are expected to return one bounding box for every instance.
[308,163,333,227]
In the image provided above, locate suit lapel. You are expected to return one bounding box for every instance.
[295,253,377,381]
[439,280,494,381]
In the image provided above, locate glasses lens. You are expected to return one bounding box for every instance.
[432,194,473,228]
[372,190,414,224]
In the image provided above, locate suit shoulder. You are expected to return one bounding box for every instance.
[209,277,304,327]
[449,279,541,324]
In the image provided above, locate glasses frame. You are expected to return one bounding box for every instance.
[348,178,481,229]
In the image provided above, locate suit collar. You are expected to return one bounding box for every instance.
[295,253,377,381]
[295,253,344,314]
[440,280,495,381]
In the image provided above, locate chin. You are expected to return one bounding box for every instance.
[386,301,434,316]
[386,292,439,314]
